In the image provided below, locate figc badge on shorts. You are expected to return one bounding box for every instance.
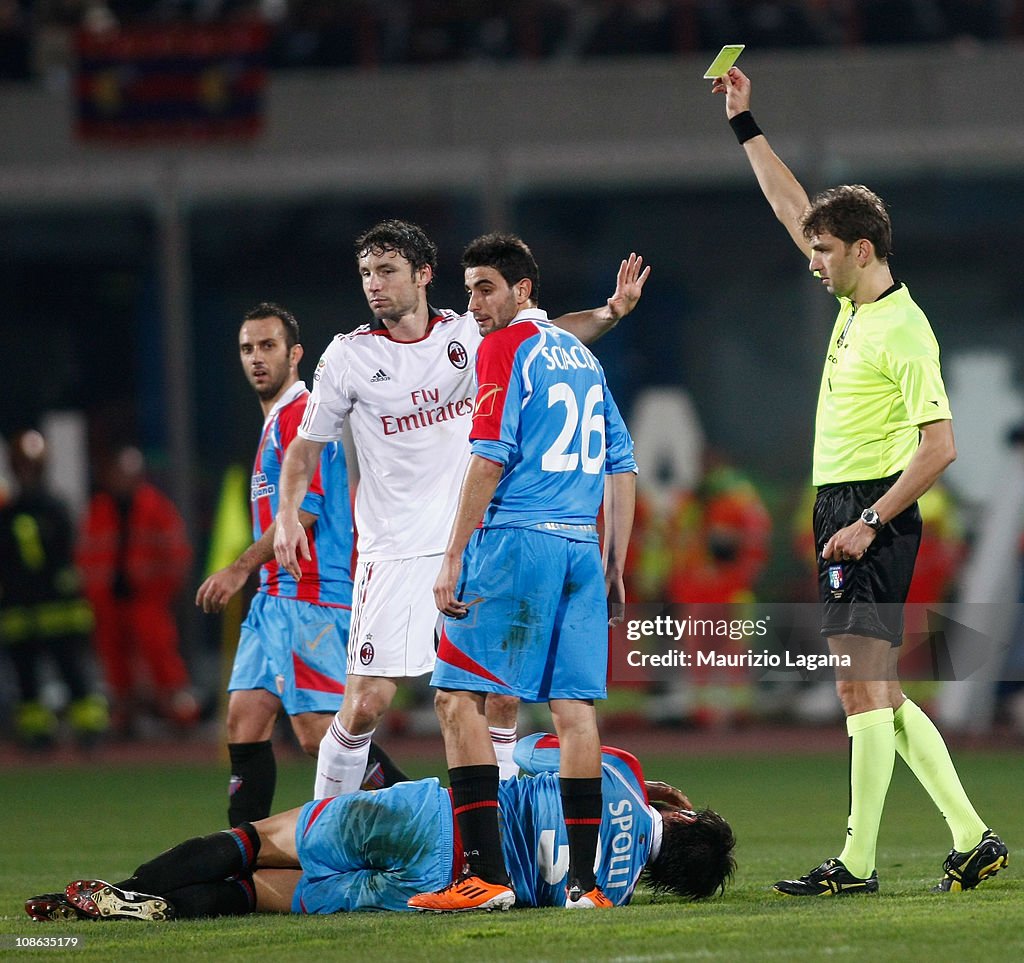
[827,564,845,599]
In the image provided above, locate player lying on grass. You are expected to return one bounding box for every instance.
[27,734,735,920]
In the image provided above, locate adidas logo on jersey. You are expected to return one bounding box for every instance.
[370,369,391,383]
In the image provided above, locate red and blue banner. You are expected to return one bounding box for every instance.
[75,21,269,143]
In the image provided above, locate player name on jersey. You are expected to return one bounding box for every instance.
[539,343,601,373]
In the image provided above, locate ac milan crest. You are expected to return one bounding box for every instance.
[447,340,468,369]
[359,641,375,665]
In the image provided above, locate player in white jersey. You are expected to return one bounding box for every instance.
[300,306,480,566]
[275,220,649,799]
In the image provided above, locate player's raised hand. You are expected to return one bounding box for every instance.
[711,66,751,120]
[274,511,310,582]
[606,253,651,321]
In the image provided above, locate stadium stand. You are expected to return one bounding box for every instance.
[4,1,1023,82]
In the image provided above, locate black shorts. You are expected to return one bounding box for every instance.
[813,474,921,646]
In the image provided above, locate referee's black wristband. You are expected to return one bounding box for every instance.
[729,111,763,145]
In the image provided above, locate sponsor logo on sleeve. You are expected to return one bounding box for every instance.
[473,383,504,418]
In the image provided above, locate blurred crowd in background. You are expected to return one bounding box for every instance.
[0,433,200,750]
[2,421,1023,753]
[2,1,1024,80]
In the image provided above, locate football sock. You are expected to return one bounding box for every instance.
[489,725,519,780]
[838,708,894,880]
[118,823,260,896]
[450,764,510,886]
[560,776,603,892]
[227,741,276,826]
[164,877,256,919]
[315,718,373,798]
[893,698,987,852]
[366,741,410,787]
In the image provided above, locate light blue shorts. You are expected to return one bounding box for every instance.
[292,778,455,913]
[431,527,608,703]
[228,592,349,715]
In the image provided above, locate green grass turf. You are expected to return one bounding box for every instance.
[1,749,1020,962]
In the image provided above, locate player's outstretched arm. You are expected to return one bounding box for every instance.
[551,252,651,344]
[711,67,812,258]
[274,438,325,581]
[196,510,317,613]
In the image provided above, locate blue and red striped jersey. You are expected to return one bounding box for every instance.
[470,309,637,540]
[500,733,655,906]
[251,382,353,606]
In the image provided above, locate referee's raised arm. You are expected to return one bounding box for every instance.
[711,67,813,259]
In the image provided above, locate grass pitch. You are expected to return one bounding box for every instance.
[1,745,1020,962]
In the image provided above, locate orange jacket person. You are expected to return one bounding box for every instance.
[77,446,197,734]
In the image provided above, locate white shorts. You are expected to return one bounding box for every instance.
[346,554,443,678]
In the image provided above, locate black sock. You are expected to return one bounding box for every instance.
[164,877,256,919]
[561,776,603,892]
[366,741,409,787]
[117,823,260,896]
[450,765,509,886]
[228,741,276,826]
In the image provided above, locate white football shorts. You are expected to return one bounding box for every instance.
[345,554,443,678]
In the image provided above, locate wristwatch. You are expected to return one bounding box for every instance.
[860,508,883,531]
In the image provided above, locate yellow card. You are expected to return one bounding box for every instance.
[703,44,745,79]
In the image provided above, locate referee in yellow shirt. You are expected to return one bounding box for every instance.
[711,66,1008,895]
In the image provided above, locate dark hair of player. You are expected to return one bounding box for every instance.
[355,220,439,280]
[461,233,541,305]
[801,184,893,260]
[642,807,737,900]
[242,302,301,350]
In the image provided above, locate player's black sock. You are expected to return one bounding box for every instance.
[366,741,410,787]
[450,764,510,886]
[561,776,603,892]
[227,741,276,826]
[117,823,261,896]
[164,876,256,919]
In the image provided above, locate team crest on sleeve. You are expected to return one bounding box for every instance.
[474,384,504,418]
[314,356,327,381]
[447,340,468,369]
